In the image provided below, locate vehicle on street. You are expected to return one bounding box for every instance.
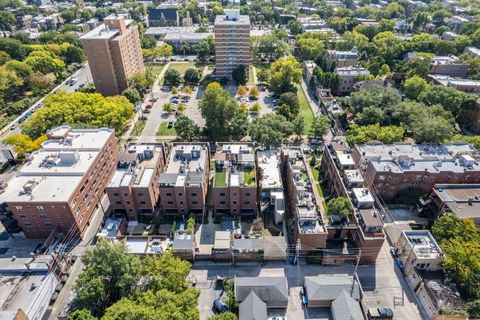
[368,307,394,319]
[143,109,151,114]
[145,104,153,109]
[10,124,17,130]
[268,317,286,320]
[167,120,175,128]
[212,299,228,314]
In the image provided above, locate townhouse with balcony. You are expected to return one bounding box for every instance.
[281,147,327,253]
[212,144,257,217]
[352,142,480,201]
[106,144,167,222]
[158,143,210,216]
[321,136,385,264]
[257,150,285,225]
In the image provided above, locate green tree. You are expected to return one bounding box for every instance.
[0,11,15,31]
[418,85,477,116]
[65,45,86,64]
[293,115,306,137]
[0,51,10,66]
[199,82,247,139]
[3,134,47,158]
[175,115,200,141]
[73,240,143,315]
[164,69,182,86]
[327,197,352,218]
[288,19,302,35]
[277,92,299,120]
[268,56,302,95]
[68,310,97,320]
[184,68,200,85]
[403,52,433,78]
[349,85,401,125]
[296,38,325,61]
[22,92,134,138]
[403,76,429,100]
[128,72,152,93]
[432,215,479,243]
[122,87,141,104]
[232,65,248,85]
[0,38,29,60]
[249,113,293,149]
[25,50,65,76]
[194,36,215,63]
[346,124,404,145]
[310,115,331,139]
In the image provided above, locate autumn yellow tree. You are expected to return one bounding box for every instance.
[3,134,47,158]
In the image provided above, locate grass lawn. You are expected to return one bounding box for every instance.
[297,84,314,132]
[241,166,256,187]
[214,169,227,187]
[131,119,146,136]
[167,62,196,76]
[316,183,328,214]
[146,63,166,77]
[247,65,255,86]
[311,167,320,181]
[157,122,176,136]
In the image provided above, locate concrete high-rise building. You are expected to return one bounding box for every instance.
[81,14,145,96]
[0,126,118,239]
[214,9,250,79]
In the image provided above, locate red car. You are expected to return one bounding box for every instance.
[145,104,153,109]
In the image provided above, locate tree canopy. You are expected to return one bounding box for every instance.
[249,113,293,149]
[268,56,302,95]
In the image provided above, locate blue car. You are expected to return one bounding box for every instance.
[212,299,228,313]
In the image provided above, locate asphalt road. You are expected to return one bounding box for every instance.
[0,64,92,139]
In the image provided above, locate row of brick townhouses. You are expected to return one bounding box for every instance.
[320,137,385,264]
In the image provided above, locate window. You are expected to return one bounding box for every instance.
[40,214,48,219]
[36,206,44,211]
[124,193,128,196]
[24,222,33,227]
[140,201,146,205]
[233,201,237,205]
[113,193,119,196]
[19,214,27,219]
[116,201,122,205]
[233,193,237,196]
[71,199,77,207]
[126,201,130,205]
[220,193,226,196]
[168,201,174,205]
[75,208,80,216]
[138,193,143,196]
[191,193,197,197]
[180,201,184,205]
[192,201,198,205]
[166,193,172,196]
[178,193,183,197]
[15,206,22,210]
[220,201,226,205]
[246,193,250,197]
[244,201,250,205]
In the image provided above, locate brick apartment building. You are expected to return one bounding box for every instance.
[214,9,250,79]
[281,147,327,253]
[429,55,469,78]
[352,142,480,201]
[0,126,118,238]
[212,143,257,217]
[321,137,385,264]
[81,14,145,96]
[158,143,210,216]
[106,144,167,221]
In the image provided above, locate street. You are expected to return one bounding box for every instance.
[0,64,92,139]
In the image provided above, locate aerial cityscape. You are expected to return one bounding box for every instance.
[0,0,480,319]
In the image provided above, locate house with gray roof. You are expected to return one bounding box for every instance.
[304,274,361,307]
[331,290,364,320]
[235,277,289,308]
[239,291,268,320]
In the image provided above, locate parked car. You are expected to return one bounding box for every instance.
[212,299,228,314]
[10,124,17,130]
[167,120,175,128]
[143,109,151,114]
[368,307,394,320]
[145,104,153,109]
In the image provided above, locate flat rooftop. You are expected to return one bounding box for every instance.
[80,17,134,40]
[108,144,163,189]
[159,143,208,188]
[428,74,480,87]
[356,142,480,174]
[404,230,443,260]
[433,184,480,219]
[163,32,211,42]
[257,150,283,190]
[336,66,370,76]
[215,10,250,25]
[214,144,255,188]
[0,127,114,203]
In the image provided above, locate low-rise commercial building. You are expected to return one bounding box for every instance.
[281,147,327,252]
[106,144,166,221]
[212,144,257,217]
[0,126,118,239]
[352,142,480,200]
[159,143,210,216]
[258,150,285,225]
[144,26,212,54]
